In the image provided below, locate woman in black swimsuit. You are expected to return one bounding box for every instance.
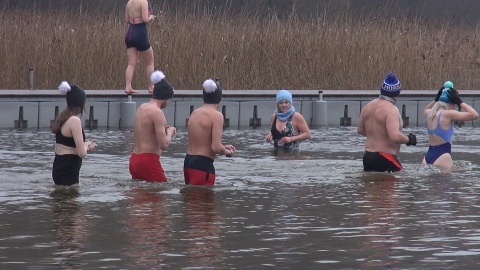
[265,90,311,150]
[51,81,96,186]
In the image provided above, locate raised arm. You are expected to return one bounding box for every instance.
[424,100,435,117]
[445,89,479,122]
[446,103,479,122]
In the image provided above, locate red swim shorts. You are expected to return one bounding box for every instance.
[183,154,216,186]
[129,153,167,182]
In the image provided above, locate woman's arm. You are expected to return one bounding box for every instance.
[124,4,130,23]
[291,113,311,142]
[424,100,435,117]
[141,0,154,22]
[265,113,275,142]
[70,117,89,158]
[446,103,479,122]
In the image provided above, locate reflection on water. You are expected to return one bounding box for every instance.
[358,173,402,268]
[123,187,170,269]
[181,186,224,268]
[2,127,480,269]
[50,188,87,269]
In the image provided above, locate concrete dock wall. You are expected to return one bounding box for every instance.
[1,89,479,129]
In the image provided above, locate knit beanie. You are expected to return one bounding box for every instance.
[151,70,174,100]
[58,81,86,108]
[380,73,401,97]
[202,79,222,104]
[276,90,293,104]
[439,81,455,104]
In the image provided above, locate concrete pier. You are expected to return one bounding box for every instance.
[1,89,479,129]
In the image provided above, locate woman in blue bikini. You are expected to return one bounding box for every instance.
[422,81,478,173]
[265,90,311,150]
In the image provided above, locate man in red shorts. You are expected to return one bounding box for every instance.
[129,70,177,182]
[357,72,417,172]
[184,78,236,186]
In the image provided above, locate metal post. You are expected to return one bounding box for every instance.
[28,68,34,90]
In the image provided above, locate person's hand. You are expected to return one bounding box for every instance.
[225,145,236,157]
[279,136,293,144]
[405,133,417,146]
[447,88,463,107]
[86,141,97,151]
[166,126,176,136]
[265,133,272,142]
[434,88,443,102]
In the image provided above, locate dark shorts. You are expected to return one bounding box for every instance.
[183,154,216,186]
[52,154,82,186]
[125,23,151,52]
[425,143,451,164]
[129,153,167,182]
[363,151,403,172]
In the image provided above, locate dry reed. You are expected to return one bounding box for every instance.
[1,4,479,90]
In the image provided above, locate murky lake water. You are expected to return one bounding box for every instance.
[2,126,480,269]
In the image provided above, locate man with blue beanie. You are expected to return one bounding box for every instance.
[357,72,417,172]
[422,81,478,173]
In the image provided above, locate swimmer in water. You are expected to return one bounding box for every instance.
[129,71,176,182]
[183,78,236,186]
[51,81,96,186]
[265,90,311,151]
[124,0,156,94]
[357,72,417,172]
[422,81,479,173]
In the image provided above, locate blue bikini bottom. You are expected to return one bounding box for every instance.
[425,143,451,164]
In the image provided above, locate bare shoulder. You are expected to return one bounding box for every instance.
[66,115,81,125]
[211,109,224,120]
[149,105,164,118]
[293,112,306,121]
[389,103,400,113]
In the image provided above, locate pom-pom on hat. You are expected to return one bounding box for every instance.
[58,81,86,108]
[203,78,222,104]
[439,81,455,104]
[380,72,401,97]
[276,90,293,104]
[151,70,174,100]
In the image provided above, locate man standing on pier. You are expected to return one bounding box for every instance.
[129,70,176,182]
[357,72,417,172]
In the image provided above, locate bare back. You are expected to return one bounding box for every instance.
[425,109,453,146]
[187,106,224,160]
[133,101,167,155]
[125,0,149,24]
[358,99,403,155]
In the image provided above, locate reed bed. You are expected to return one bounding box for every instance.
[1,5,479,90]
